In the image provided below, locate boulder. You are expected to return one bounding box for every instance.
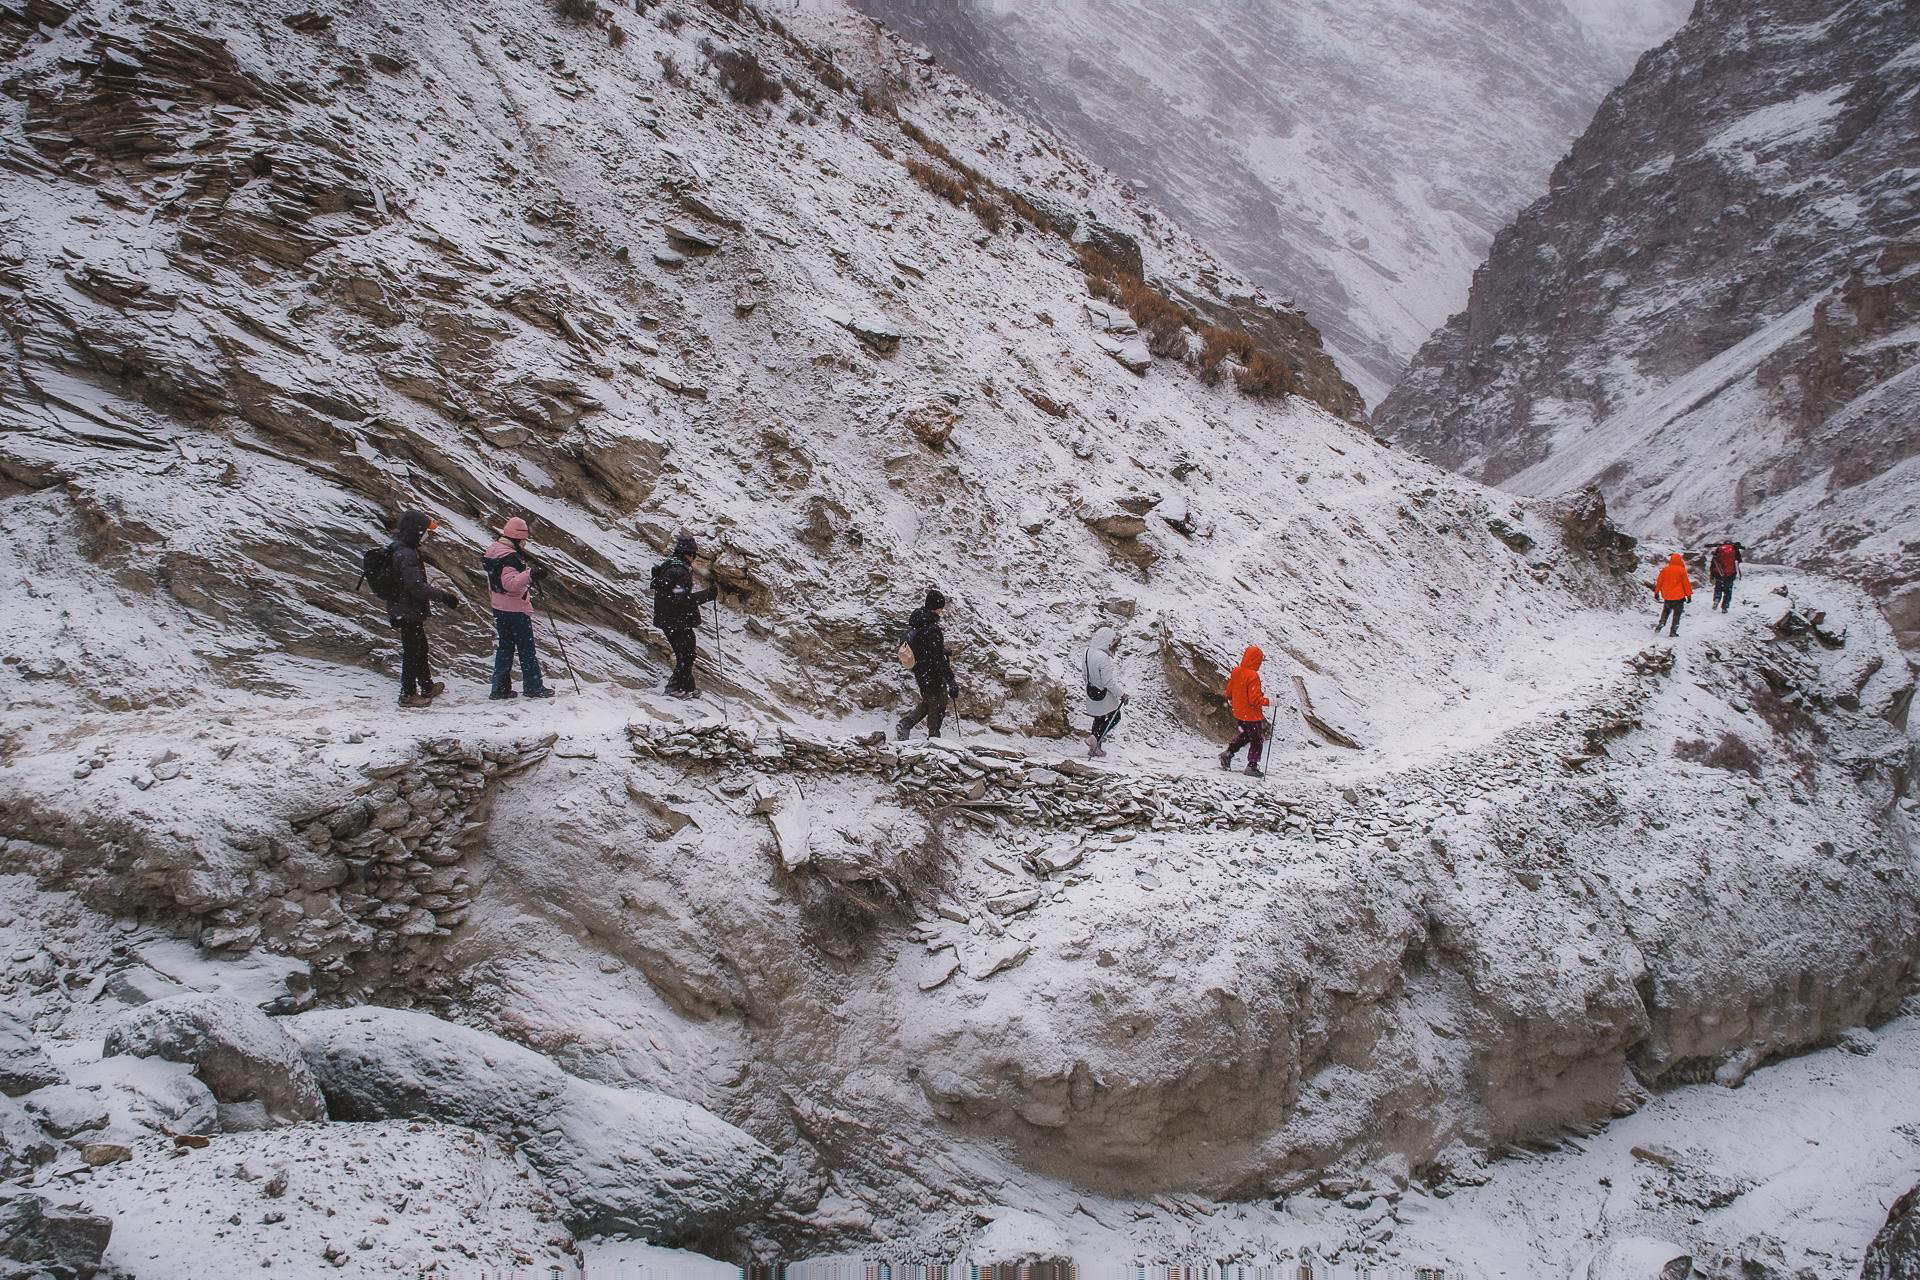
[102,995,325,1128]
[0,1096,57,1179]
[64,1056,218,1143]
[20,1085,109,1140]
[1863,1184,1920,1280]
[1077,490,1160,540]
[0,1013,61,1096]
[0,1193,112,1279]
[1554,485,1638,577]
[286,1007,780,1242]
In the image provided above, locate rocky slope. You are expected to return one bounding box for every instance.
[1377,0,1920,646]
[829,0,1691,403]
[0,0,1915,1273]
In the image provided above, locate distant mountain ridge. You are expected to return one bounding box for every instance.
[832,0,1691,403]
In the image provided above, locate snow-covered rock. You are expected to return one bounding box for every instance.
[0,1193,113,1280]
[1863,1185,1920,1280]
[287,1007,779,1241]
[0,1012,61,1097]
[102,995,325,1129]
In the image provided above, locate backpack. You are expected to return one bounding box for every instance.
[1712,543,1737,576]
[650,559,679,627]
[897,641,916,668]
[359,544,400,601]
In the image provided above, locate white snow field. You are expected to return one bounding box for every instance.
[0,0,1914,1275]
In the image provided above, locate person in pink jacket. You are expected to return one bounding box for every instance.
[482,516,555,700]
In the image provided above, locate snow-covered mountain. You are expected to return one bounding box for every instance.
[1377,0,1920,646]
[829,0,1692,403]
[0,0,1915,1274]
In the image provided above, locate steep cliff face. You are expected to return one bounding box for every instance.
[830,0,1690,403]
[1377,0,1920,643]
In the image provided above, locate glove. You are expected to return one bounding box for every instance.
[1120,692,1131,705]
[947,682,960,699]
[531,563,551,584]
[432,589,461,611]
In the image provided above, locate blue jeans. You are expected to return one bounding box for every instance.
[491,610,544,693]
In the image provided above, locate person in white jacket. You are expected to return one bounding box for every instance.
[1081,626,1128,758]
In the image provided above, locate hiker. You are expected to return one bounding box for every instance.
[651,534,716,698]
[1654,552,1693,637]
[1081,626,1129,759]
[482,516,556,701]
[381,510,462,709]
[1219,645,1270,777]
[1708,540,1743,612]
[896,588,959,741]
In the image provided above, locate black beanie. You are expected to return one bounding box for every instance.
[925,588,947,610]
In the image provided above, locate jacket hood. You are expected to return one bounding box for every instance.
[1669,553,1686,564]
[1089,626,1117,654]
[908,605,939,630]
[395,510,430,548]
[1240,645,1264,669]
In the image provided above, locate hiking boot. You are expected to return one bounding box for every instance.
[1089,744,1107,760]
[1244,764,1265,778]
[398,693,432,708]
[1085,733,1099,756]
[489,688,518,701]
[669,689,696,701]
[524,686,556,700]
[424,681,447,700]
[1218,750,1234,770]
[895,719,912,742]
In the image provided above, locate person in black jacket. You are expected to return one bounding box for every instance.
[388,510,461,708]
[651,534,717,697]
[896,588,959,740]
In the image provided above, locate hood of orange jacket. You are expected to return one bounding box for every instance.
[1226,646,1269,721]
[1656,554,1693,601]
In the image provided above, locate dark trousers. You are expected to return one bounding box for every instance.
[1224,717,1267,767]
[1657,600,1685,635]
[664,626,698,692]
[395,619,433,696]
[901,681,949,737]
[491,610,544,694]
[1711,573,1734,611]
[1091,707,1123,745]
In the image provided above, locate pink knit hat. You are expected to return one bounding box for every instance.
[500,516,530,540]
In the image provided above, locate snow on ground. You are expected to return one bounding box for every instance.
[76,1121,578,1277]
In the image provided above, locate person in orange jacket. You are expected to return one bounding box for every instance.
[1653,552,1693,637]
[1219,645,1271,777]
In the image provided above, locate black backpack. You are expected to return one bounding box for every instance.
[650,559,679,627]
[359,544,400,601]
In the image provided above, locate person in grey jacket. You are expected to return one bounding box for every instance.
[1081,626,1128,758]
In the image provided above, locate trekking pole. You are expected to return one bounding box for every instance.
[709,600,730,724]
[545,610,579,694]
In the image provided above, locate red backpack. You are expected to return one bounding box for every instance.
[1712,543,1738,576]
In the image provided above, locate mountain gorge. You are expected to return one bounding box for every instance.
[832,0,1692,403]
[1377,0,1920,646]
[0,0,1915,1276]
